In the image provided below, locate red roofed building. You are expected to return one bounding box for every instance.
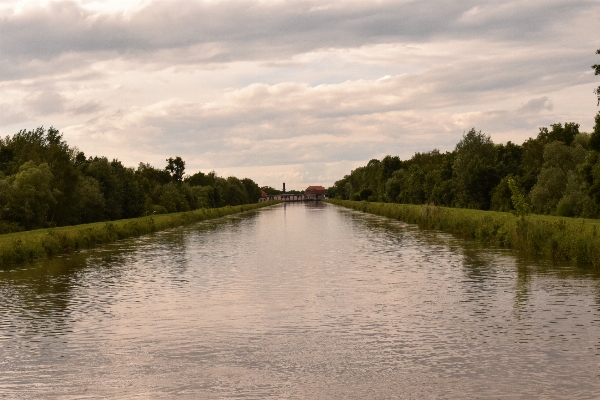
[304,185,327,200]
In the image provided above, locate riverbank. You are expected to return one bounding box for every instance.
[325,199,600,266]
[0,201,280,268]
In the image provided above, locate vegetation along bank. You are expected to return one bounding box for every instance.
[328,49,600,219]
[326,199,600,266]
[0,126,269,234]
[0,201,279,268]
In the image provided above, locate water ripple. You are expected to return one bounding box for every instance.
[1,204,600,398]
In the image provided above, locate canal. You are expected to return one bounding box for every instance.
[1,202,599,398]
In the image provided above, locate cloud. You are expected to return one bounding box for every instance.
[69,100,103,115]
[1,0,599,188]
[25,91,66,114]
[0,103,27,126]
[518,97,554,114]
[63,76,572,173]
[0,0,594,64]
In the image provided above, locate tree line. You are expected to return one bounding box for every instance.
[329,49,600,218]
[0,127,262,233]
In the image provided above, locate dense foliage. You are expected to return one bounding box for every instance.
[329,49,600,219]
[327,199,600,266]
[0,127,262,233]
[329,124,600,218]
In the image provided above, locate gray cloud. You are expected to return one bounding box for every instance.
[518,96,553,114]
[0,103,27,126]
[69,100,103,115]
[0,0,594,64]
[25,91,66,114]
[1,0,599,188]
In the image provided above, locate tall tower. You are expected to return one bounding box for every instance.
[283,183,286,193]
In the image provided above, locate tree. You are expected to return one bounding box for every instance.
[590,113,600,152]
[73,176,106,223]
[260,186,280,195]
[591,48,600,151]
[398,164,426,204]
[593,48,600,106]
[508,177,530,217]
[6,162,57,229]
[529,141,587,214]
[158,182,190,213]
[241,178,262,202]
[537,123,579,146]
[187,170,216,187]
[165,156,185,183]
[452,129,498,209]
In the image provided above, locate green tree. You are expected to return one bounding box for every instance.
[529,141,587,214]
[6,162,57,229]
[241,178,262,202]
[452,129,498,209]
[73,176,106,223]
[260,186,281,195]
[166,156,185,183]
[398,164,426,204]
[537,123,579,146]
[555,171,596,217]
[593,48,600,106]
[508,177,530,217]
[491,176,515,212]
[158,182,190,213]
[187,170,216,187]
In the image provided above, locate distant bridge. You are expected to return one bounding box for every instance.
[259,185,327,202]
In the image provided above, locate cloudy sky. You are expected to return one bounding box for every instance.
[1,0,599,189]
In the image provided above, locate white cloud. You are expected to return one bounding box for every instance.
[0,0,599,188]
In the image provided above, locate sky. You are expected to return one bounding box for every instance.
[1,0,599,190]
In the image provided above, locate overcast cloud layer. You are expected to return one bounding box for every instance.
[1,0,599,189]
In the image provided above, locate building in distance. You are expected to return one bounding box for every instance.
[259,185,328,202]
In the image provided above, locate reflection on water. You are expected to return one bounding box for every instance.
[1,203,600,399]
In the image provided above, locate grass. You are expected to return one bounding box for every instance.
[0,201,280,268]
[325,199,600,266]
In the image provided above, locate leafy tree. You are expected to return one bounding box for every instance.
[578,151,600,211]
[398,164,426,204]
[380,155,403,182]
[190,185,218,208]
[241,178,262,202]
[165,156,185,183]
[73,176,106,223]
[260,186,281,195]
[225,177,251,205]
[590,112,600,152]
[452,129,498,209]
[158,182,190,213]
[537,123,579,146]
[555,171,596,217]
[6,162,57,229]
[359,188,373,201]
[508,177,530,217]
[593,48,600,106]
[187,170,216,187]
[80,157,123,220]
[495,141,523,178]
[491,176,515,212]
[343,181,353,200]
[529,141,587,214]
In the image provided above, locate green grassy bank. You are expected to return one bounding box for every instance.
[0,201,280,268]
[325,199,600,266]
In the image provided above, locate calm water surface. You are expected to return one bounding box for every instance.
[1,203,600,398]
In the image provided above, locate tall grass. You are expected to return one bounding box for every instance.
[326,199,600,266]
[0,201,280,268]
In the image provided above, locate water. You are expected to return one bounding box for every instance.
[1,202,600,399]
